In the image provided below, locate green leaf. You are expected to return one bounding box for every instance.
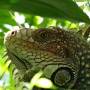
[0,0,90,23]
[0,10,15,24]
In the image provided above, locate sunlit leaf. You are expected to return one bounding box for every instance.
[29,71,43,89]
[35,78,56,89]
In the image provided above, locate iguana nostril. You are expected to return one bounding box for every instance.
[11,31,17,36]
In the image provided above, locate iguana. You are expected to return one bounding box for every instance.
[4,27,90,90]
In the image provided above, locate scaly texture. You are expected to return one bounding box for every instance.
[4,27,90,90]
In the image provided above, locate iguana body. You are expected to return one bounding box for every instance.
[4,27,90,90]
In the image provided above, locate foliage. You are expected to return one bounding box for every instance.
[0,0,90,23]
[0,0,90,90]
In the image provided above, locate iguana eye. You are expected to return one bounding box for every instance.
[32,30,50,42]
[40,31,49,39]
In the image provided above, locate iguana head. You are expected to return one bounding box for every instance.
[4,27,89,89]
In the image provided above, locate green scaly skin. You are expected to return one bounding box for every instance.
[4,27,90,90]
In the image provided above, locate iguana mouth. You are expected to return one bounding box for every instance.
[7,50,32,71]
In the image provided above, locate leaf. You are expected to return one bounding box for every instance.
[35,78,56,89]
[0,0,90,23]
[0,10,16,24]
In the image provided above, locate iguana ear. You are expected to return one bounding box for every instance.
[51,67,74,88]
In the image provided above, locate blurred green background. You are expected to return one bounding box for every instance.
[0,0,90,90]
